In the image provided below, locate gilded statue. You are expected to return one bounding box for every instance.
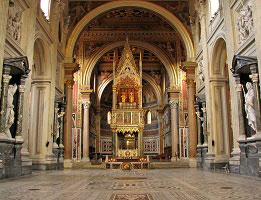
[121,93,126,103]
[129,92,134,103]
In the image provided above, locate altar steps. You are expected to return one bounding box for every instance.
[72,162,106,169]
[150,161,190,169]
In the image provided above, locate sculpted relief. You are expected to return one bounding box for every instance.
[7,3,22,43]
[197,60,204,84]
[236,3,254,44]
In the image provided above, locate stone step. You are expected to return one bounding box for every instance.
[150,161,190,169]
[72,162,106,169]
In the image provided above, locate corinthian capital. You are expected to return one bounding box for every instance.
[82,101,91,109]
[169,100,178,109]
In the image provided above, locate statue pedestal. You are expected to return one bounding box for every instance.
[238,138,261,177]
[0,137,23,178]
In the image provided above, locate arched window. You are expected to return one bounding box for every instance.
[147,111,152,125]
[107,111,112,124]
[40,0,51,20]
[210,0,219,16]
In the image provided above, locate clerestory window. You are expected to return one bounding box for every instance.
[40,0,51,20]
[210,0,220,17]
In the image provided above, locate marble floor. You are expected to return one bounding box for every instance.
[0,169,261,200]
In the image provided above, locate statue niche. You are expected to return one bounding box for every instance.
[117,76,138,109]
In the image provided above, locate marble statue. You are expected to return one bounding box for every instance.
[5,84,18,138]
[198,60,204,83]
[244,82,257,132]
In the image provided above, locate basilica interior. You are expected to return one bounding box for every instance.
[1,0,261,195]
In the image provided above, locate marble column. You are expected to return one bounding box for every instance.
[158,110,164,155]
[82,101,91,161]
[15,75,27,141]
[112,129,117,157]
[0,0,9,94]
[170,100,179,161]
[233,74,246,141]
[53,104,59,148]
[181,63,197,166]
[112,86,117,109]
[59,107,65,148]
[96,109,101,153]
[0,68,11,138]
[202,102,208,145]
[187,79,197,159]
[195,104,202,146]
[64,80,74,160]
[138,129,144,157]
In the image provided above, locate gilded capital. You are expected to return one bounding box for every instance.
[186,79,196,87]
[169,100,178,109]
[65,80,74,89]
[82,101,91,109]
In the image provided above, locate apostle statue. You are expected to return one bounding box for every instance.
[5,84,17,138]
[129,92,134,103]
[244,82,257,132]
[121,93,126,103]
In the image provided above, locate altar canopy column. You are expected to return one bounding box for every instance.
[96,108,101,153]
[0,67,11,138]
[168,88,179,161]
[64,63,79,163]
[81,88,92,161]
[181,62,197,166]
[138,130,144,156]
[112,129,117,157]
[158,110,164,155]
[82,101,91,161]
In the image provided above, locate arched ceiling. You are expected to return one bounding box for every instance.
[66,0,194,61]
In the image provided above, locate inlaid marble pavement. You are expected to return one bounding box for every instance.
[0,169,261,200]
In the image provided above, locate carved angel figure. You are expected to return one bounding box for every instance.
[5,84,18,138]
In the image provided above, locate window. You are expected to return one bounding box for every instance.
[147,111,152,125]
[41,0,51,20]
[210,0,219,16]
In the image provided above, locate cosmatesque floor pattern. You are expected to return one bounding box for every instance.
[1,169,261,200]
